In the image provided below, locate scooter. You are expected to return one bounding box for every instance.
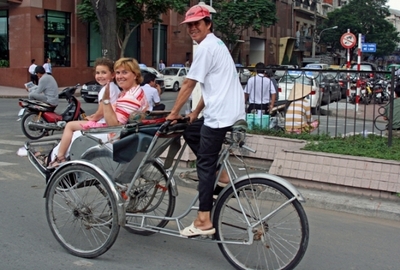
[18,84,87,140]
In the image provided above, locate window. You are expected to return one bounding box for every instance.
[0,10,9,67]
[44,10,70,67]
[87,23,102,66]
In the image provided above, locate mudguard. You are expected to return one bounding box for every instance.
[217,172,305,203]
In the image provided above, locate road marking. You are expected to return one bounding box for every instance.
[0,139,25,146]
[0,162,15,166]
[0,149,14,154]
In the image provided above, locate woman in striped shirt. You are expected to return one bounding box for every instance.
[285,84,319,134]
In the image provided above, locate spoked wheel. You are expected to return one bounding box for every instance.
[21,112,48,140]
[213,178,309,270]
[45,164,120,258]
[124,161,175,236]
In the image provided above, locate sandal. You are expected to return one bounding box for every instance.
[47,155,66,170]
[180,222,215,237]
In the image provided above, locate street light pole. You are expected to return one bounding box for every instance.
[312,25,338,58]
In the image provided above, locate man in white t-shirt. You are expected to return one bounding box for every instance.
[141,73,165,111]
[158,60,165,72]
[43,57,52,74]
[166,5,245,237]
[244,62,276,114]
[28,59,38,85]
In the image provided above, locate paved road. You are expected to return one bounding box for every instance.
[1,97,400,269]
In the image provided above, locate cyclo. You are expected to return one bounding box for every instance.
[26,113,309,270]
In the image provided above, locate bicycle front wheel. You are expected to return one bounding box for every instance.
[213,178,309,270]
[45,164,120,258]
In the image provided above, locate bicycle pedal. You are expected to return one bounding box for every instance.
[189,234,215,240]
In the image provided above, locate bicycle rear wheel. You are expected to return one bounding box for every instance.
[213,178,309,270]
[124,161,175,236]
[45,164,120,258]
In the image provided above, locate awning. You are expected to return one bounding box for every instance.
[278,37,296,65]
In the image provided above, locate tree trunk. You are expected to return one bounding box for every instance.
[90,0,118,61]
[231,43,242,64]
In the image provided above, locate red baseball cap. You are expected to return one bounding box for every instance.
[181,5,211,24]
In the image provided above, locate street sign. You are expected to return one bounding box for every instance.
[340,32,357,49]
[361,43,376,53]
[361,35,365,43]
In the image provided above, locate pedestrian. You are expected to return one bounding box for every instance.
[243,62,276,114]
[158,59,166,72]
[185,59,190,68]
[43,57,52,75]
[141,73,165,111]
[166,5,245,237]
[28,59,38,85]
[26,65,59,106]
[285,84,319,134]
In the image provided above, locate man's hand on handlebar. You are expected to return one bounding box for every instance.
[166,112,184,125]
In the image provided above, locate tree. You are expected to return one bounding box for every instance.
[82,0,118,60]
[211,0,278,63]
[77,0,187,59]
[318,0,400,58]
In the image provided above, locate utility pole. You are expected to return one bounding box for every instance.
[311,0,318,59]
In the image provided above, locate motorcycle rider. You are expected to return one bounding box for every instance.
[26,65,59,107]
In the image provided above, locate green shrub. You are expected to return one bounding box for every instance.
[247,128,400,161]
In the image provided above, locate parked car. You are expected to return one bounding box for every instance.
[80,81,102,103]
[304,63,329,70]
[278,71,322,115]
[161,66,189,92]
[319,71,342,105]
[274,65,296,80]
[350,62,378,78]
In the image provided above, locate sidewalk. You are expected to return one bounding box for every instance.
[1,84,399,221]
[323,100,386,122]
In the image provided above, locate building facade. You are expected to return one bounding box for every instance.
[0,0,337,88]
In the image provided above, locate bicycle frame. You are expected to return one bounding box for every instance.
[119,125,305,245]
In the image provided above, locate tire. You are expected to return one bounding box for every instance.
[213,178,309,270]
[311,106,320,115]
[83,97,96,103]
[172,82,179,92]
[45,164,120,258]
[124,161,176,236]
[21,111,48,140]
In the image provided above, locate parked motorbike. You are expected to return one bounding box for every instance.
[18,84,86,140]
[371,79,390,104]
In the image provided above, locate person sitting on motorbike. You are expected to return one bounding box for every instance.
[285,84,319,134]
[141,73,165,111]
[383,84,400,137]
[47,57,148,169]
[26,65,59,107]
